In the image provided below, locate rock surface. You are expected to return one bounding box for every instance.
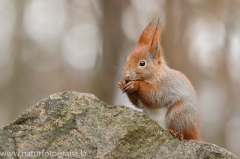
[0,91,238,159]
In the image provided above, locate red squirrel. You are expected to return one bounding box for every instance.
[118,20,201,141]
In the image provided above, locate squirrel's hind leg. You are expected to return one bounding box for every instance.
[165,100,201,141]
[167,128,184,140]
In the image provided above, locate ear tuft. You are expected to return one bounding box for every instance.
[149,18,162,59]
[136,19,155,47]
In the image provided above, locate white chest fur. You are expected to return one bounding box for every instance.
[139,101,168,129]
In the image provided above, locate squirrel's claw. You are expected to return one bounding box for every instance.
[123,84,133,93]
[123,81,138,93]
[167,129,184,140]
[118,79,126,93]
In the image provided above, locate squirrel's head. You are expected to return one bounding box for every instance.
[123,20,163,82]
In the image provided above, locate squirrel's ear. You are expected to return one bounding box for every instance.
[149,23,162,61]
[136,21,154,47]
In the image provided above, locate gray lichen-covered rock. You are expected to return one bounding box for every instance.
[0,91,238,159]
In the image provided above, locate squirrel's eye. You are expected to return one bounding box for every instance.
[139,61,145,66]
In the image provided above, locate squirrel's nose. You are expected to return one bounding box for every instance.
[124,76,130,82]
[124,72,131,83]
[124,71,131,81]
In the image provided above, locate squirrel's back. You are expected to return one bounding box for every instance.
[143,65,201,140]
[158,65,198,108]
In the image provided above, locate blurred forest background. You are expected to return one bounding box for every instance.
[0,0,240,156]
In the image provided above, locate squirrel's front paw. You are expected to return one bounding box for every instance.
[118,79,126,93]
[123,81,138,93]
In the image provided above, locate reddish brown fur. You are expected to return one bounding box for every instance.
[119,20,201,141]
[166,101,201,141]
[136,21,154,48]
[137,81,160,109]
[182,127,201,141]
